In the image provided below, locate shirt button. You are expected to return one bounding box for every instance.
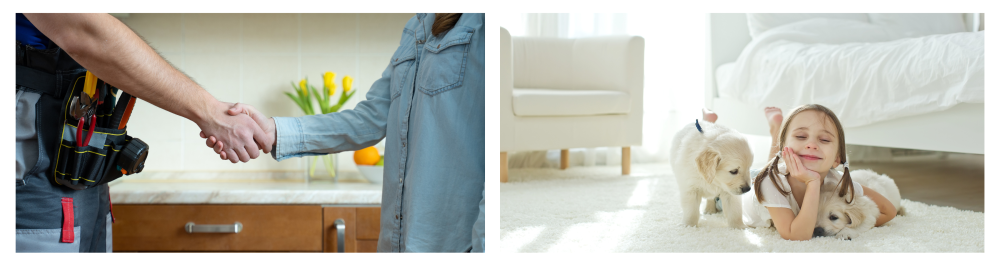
[399,178,403,183]
[437,44,441,49]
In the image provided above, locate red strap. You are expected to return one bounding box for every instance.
[61,197,74,243]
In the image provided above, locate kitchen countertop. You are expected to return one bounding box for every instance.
[109,172,381,205]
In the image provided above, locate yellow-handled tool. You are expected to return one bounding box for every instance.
[83,71,98,99]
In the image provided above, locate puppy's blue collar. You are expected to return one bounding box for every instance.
[695,119,703,133]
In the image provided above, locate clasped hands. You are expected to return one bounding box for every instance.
[197,102,275,163]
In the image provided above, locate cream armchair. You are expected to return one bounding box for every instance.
[499,27,644,182]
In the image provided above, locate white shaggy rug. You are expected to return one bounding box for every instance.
[500,163,984,252]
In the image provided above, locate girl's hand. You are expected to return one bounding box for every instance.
[782,147,822,185]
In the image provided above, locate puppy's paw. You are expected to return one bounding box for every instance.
[836,232,857,241]
[681,215,700,227]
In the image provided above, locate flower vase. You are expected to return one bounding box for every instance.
[306,153,338,183]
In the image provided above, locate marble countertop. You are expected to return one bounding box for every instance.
[109,172,381,205]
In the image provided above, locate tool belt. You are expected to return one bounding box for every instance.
[17,65,149,190]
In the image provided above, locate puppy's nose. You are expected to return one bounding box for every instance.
[813,227,825,238]
[740,185,751,194]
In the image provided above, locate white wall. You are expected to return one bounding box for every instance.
[119,13,414,172]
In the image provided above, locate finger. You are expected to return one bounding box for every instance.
[227,103,245,116]
[253,127,271,154]
[205,136,218,148]
[214,139,224,154]
[220,150,228,160]
[789,147,802,172]
[784,147,799,174]
[237,104,272,154]
[241,129,261,160]
[200,131,207,139]
[225,148,239,164]
[235,145,251,163]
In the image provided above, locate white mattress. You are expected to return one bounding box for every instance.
[512,88,630,117]
[717,18,984,128]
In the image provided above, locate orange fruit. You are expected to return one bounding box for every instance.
[353,146,380,165]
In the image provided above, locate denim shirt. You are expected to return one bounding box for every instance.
[271,13,484,252]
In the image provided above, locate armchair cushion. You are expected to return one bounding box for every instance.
[512,88,630,117]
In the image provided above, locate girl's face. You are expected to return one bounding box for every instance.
[783,110,841,173]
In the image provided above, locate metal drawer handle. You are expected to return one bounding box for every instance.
[185,222,243,233]
[335,219,345,253]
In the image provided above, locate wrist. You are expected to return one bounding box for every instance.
[193,99,226,128]
[269,117,277,147]
[805,178,821,188]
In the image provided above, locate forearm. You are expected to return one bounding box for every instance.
[784,182,821,240]
[864,186,897,227]
[272,67,392,160]
[25,13,220,125]
[271,111,386,161]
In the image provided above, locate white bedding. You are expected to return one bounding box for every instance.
[718,18,984,128]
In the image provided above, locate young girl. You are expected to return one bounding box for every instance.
[703,105,897,240]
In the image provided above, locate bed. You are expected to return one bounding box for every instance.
[705,13,984,154]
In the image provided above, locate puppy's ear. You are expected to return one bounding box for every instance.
[696,149,721,183]
[844,205,865,228]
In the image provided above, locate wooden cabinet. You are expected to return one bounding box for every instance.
[323,206,381,253]
[112,204,380,252]
[112,204,322,252]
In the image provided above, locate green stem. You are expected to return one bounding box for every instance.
[309,156,319,177]
[323,154,336,178]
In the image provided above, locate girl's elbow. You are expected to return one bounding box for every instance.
[875,208,897,227]
[884,204,898,219]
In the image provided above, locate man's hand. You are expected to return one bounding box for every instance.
[195,102,270,163]
[200,103,276,161]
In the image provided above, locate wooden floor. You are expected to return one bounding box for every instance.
[851,153,984,212]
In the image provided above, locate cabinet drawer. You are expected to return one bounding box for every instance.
[113,204,322,252]
[356,207,380,240]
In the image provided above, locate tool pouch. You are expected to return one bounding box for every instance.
[54,125,132,190]
[52,72,144,190]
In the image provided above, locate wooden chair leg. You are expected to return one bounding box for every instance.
[560,149,569,170]
[501,152,508,183]
[622,147,631,175]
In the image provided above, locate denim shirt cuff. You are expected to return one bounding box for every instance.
[272,116,303,161]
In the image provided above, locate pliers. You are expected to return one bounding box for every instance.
[76,114,96,147]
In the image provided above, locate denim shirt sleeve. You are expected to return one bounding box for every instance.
[270,36,404,161]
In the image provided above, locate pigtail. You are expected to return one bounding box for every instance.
[754,151,791,203]
[836,161,856,204]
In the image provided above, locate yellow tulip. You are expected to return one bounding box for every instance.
[323,72,336,96]
[300,79,308,96]
[343,75,353,93]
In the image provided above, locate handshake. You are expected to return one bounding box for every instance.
[196,102,275,163]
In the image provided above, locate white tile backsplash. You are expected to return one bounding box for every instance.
[119,13,413,172]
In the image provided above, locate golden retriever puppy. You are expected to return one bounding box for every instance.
[670,120,754,228]
[814,169,903,240]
